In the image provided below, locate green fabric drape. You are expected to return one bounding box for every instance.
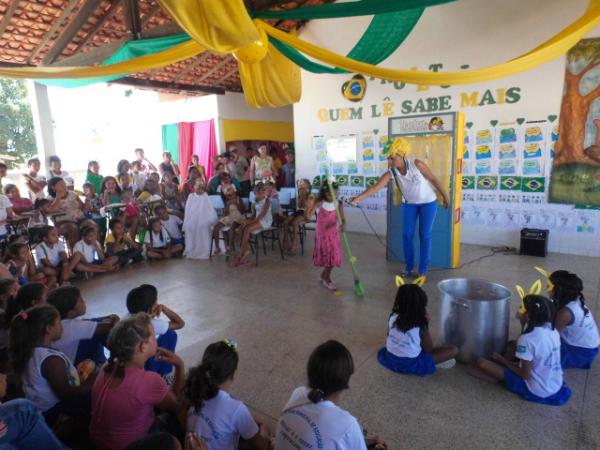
[251,0,453,20]
[270,9,423,73]
[41,34,191,88]
[162,123,179,164]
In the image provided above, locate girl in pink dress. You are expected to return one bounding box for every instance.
[312,182,345,291]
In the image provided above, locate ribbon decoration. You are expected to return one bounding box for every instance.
[515,280,543,315]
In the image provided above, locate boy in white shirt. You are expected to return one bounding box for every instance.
[144,217,183,260]
[126,284,185,376]
[36,226,70,284]
[0,193,16,239]
[69,226,119,274]
[155,205,184,247]
[47,285,119,365]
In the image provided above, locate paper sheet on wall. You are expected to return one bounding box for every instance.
[576,211,597,233]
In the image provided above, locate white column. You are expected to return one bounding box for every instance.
[28,81,56,171]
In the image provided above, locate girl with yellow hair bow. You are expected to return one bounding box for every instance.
[350,137,450,278]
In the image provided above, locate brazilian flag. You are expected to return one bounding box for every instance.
[366,177,379,188]
[335,175,349,186]
[500,176,522,191]
[351,176,364,187]
[312,176,323,187]
[477,176,498,190]
[462,176,475,190]
[522,177,546,193]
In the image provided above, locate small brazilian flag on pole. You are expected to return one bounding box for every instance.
[350,176,364,187]
[462,176,475,190]
[522,177,546,193]
[335,175,349,186]
[500,176,522,190]
[366,177,379,187]
[477,176,498,190]
[312,176,324,187]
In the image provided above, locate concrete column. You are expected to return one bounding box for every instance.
[28,81,56,171]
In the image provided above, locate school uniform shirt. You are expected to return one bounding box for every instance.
[73,240,99,263]
[275,386,367,450]
[23,347,80,412]
[132,172,146,192]
[516,324,563,398]
[561,300,600,349]
[105,233,136,253]
[36,241,66,267]
[385,314,422,358]
[0,194,12,236]
[28,174,47,201]
[151,318,169,338]
[45,170,70,181]
[187,390,258,450]
[161,215,183,240]
[144,228,170,249]
[53,318,98,363]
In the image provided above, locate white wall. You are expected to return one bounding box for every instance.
[294,0,600,256]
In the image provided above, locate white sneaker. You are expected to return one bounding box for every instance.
[436,358,456,369]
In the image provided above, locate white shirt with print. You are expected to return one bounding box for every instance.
[161,215,183,240]
[561,300,600,349]
[144,228,170,248]
[73,240,98,263]
[385,313,422,358]
[36,241,66,267]
[0,194,12,236]
[53,318,98,362]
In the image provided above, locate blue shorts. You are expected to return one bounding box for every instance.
[503,368,571,406]
[170,238,185,246]
[377,347,436,377]
[92,259,102,265]
[561,340,599,369]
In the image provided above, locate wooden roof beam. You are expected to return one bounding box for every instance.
[123,0,142,40]
[195,56,234,83]
[111,77,225,95]
[42,0,104,65]
[0,0,22,39]
[71,0,124,54]
[171,52,212,83]
[214,67,239,87]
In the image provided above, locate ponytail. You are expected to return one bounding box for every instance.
[105,313,151,378]
[9,305,60,376]
[185,341,238,412]
[523,295,555,335]
[306,340,354,404]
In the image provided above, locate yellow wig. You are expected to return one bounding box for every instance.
[383,137,411,158]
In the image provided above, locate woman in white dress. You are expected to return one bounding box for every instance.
[183,180,217,260]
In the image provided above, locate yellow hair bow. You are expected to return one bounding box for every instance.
[383,137,411,158]
[515,279,542,314]
[534,266,554,292]
[395,275,426,287]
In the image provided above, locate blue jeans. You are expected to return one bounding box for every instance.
[402,201,437,274]
[0,399,67,450]
[145,330,178,376]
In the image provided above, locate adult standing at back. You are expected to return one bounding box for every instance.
[45,156,69,181]
[350,137,449,278]
[249,144,277,186]
[134,148,157,176]
[159,152,180,183]
[231,148,250,197]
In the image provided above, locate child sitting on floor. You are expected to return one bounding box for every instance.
[89,313,185,450]
[468,295,572,406]
[549,270,599,369]
[9,305,95,427]
[377,280,458,376]
[36,226,70,284]
[155,205,184,247]
[5,243,50,287]
[48,285,119,365]
[105,218,143,267]
[185,340,272,449]
[126,284,185,376]
[70,226,119,274]
[144,218,183,260]
[212,185,246,256]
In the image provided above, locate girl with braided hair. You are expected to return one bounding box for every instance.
[549,270,600,369]
[90,313,185,450]
[468,295,572,406]
[377,283,458,376]
[185,340,272,450]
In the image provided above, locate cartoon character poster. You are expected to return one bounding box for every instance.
[550,38,600,206]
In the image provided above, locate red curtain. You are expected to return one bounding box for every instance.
[177,122,194,181]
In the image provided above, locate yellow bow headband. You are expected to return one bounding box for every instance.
[395,275,426,287]
[534,266,554,292]
[515,279,542,314]
[383,137,411,158]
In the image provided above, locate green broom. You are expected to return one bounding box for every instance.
[327,177,364,297]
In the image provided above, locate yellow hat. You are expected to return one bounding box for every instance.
[383,137,411,158]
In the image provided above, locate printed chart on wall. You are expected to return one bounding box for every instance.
[311,133,388,213]
[461,117,598,236]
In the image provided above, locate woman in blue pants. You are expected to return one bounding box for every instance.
[351,137,449,277]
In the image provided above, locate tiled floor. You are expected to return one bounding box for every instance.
[78,234,600,450]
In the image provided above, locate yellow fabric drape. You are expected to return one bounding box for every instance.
[158,0,300,108]
[0,40,204,79]
[222,119,294,142]
[259,0,600,85]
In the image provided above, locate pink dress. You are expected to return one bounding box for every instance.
[312,202,342,268]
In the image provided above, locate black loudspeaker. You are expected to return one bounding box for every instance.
[520,228,549,257]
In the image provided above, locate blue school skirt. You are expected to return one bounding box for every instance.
[503,369,571,406]
[561,340,599,369]
[377,347,436,377]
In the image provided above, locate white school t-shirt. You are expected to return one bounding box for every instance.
[516,324,563,398]
[151,318,169,338]
[36,241,66,267]
[53,318,98,362]
[0,194,12,236]
[73,240,98,263]
[385,313,422,358]
[161,215,183,240]
[144,228,170,248]
[275,386,367,450]
[561,300,600,349]
[187,390,258,450]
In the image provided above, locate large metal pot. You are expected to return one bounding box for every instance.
[438,279,511,363]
